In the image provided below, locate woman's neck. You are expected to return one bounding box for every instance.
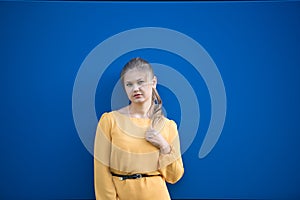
[129,100,152,118]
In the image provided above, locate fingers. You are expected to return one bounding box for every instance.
[145,130,159,147]
[145,128,158,139]
[146,128,158,135]
[145,134,159,145]
[145,130,168,151]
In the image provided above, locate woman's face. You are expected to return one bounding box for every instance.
[123,69,157,104]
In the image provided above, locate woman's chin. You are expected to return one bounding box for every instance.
[132,99,145,104]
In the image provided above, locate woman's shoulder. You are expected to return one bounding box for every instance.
[154,115,175,130]
[162,115,176,124]
[159,117,179,139]
[98,111,115,122]
[99,107,128,121]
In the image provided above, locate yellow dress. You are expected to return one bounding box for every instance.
[94,111,184,200]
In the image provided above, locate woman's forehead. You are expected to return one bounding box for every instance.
[123,69,151,81]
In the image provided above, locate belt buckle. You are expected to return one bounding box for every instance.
[135,174,142,179]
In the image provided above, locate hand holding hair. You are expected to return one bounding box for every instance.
[145,128,171,154]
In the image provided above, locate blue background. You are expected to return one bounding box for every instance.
[1,1,300,199]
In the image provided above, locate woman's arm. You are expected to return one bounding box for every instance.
[94,113,118,200]
[94,159,118,200]
[158,131,184,184]
[146,119,184,184]
[159,153,184,184]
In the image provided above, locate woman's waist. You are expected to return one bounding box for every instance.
[110,168,160,176]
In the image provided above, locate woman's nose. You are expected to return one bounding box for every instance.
[133,84,139,91]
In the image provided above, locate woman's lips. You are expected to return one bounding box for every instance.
[133,94,142,98]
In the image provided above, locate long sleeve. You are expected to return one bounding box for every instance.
[94,113,118,200]
[94,159,118,200]
[159,120,184,184]
[159,157,184,184]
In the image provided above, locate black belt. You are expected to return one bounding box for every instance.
[111,172,161,181]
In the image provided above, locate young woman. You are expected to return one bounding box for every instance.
[94,57,184,200]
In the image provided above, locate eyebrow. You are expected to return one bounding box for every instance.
[125,78,144,83]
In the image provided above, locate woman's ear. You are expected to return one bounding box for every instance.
[152,76,157,88]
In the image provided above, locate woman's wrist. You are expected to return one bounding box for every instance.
[160,144,171,154]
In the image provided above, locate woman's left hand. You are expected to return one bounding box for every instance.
[145,128,171,154]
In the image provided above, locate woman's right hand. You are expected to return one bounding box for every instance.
[145,128,171,154]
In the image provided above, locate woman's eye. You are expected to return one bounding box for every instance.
[138,81,144,85]
[126,83,132,87]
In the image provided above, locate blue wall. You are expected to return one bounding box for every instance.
[1,1,300,199]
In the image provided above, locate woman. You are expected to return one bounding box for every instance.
[94,57,184,200]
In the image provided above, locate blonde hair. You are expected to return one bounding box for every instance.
[120,57,163,127]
